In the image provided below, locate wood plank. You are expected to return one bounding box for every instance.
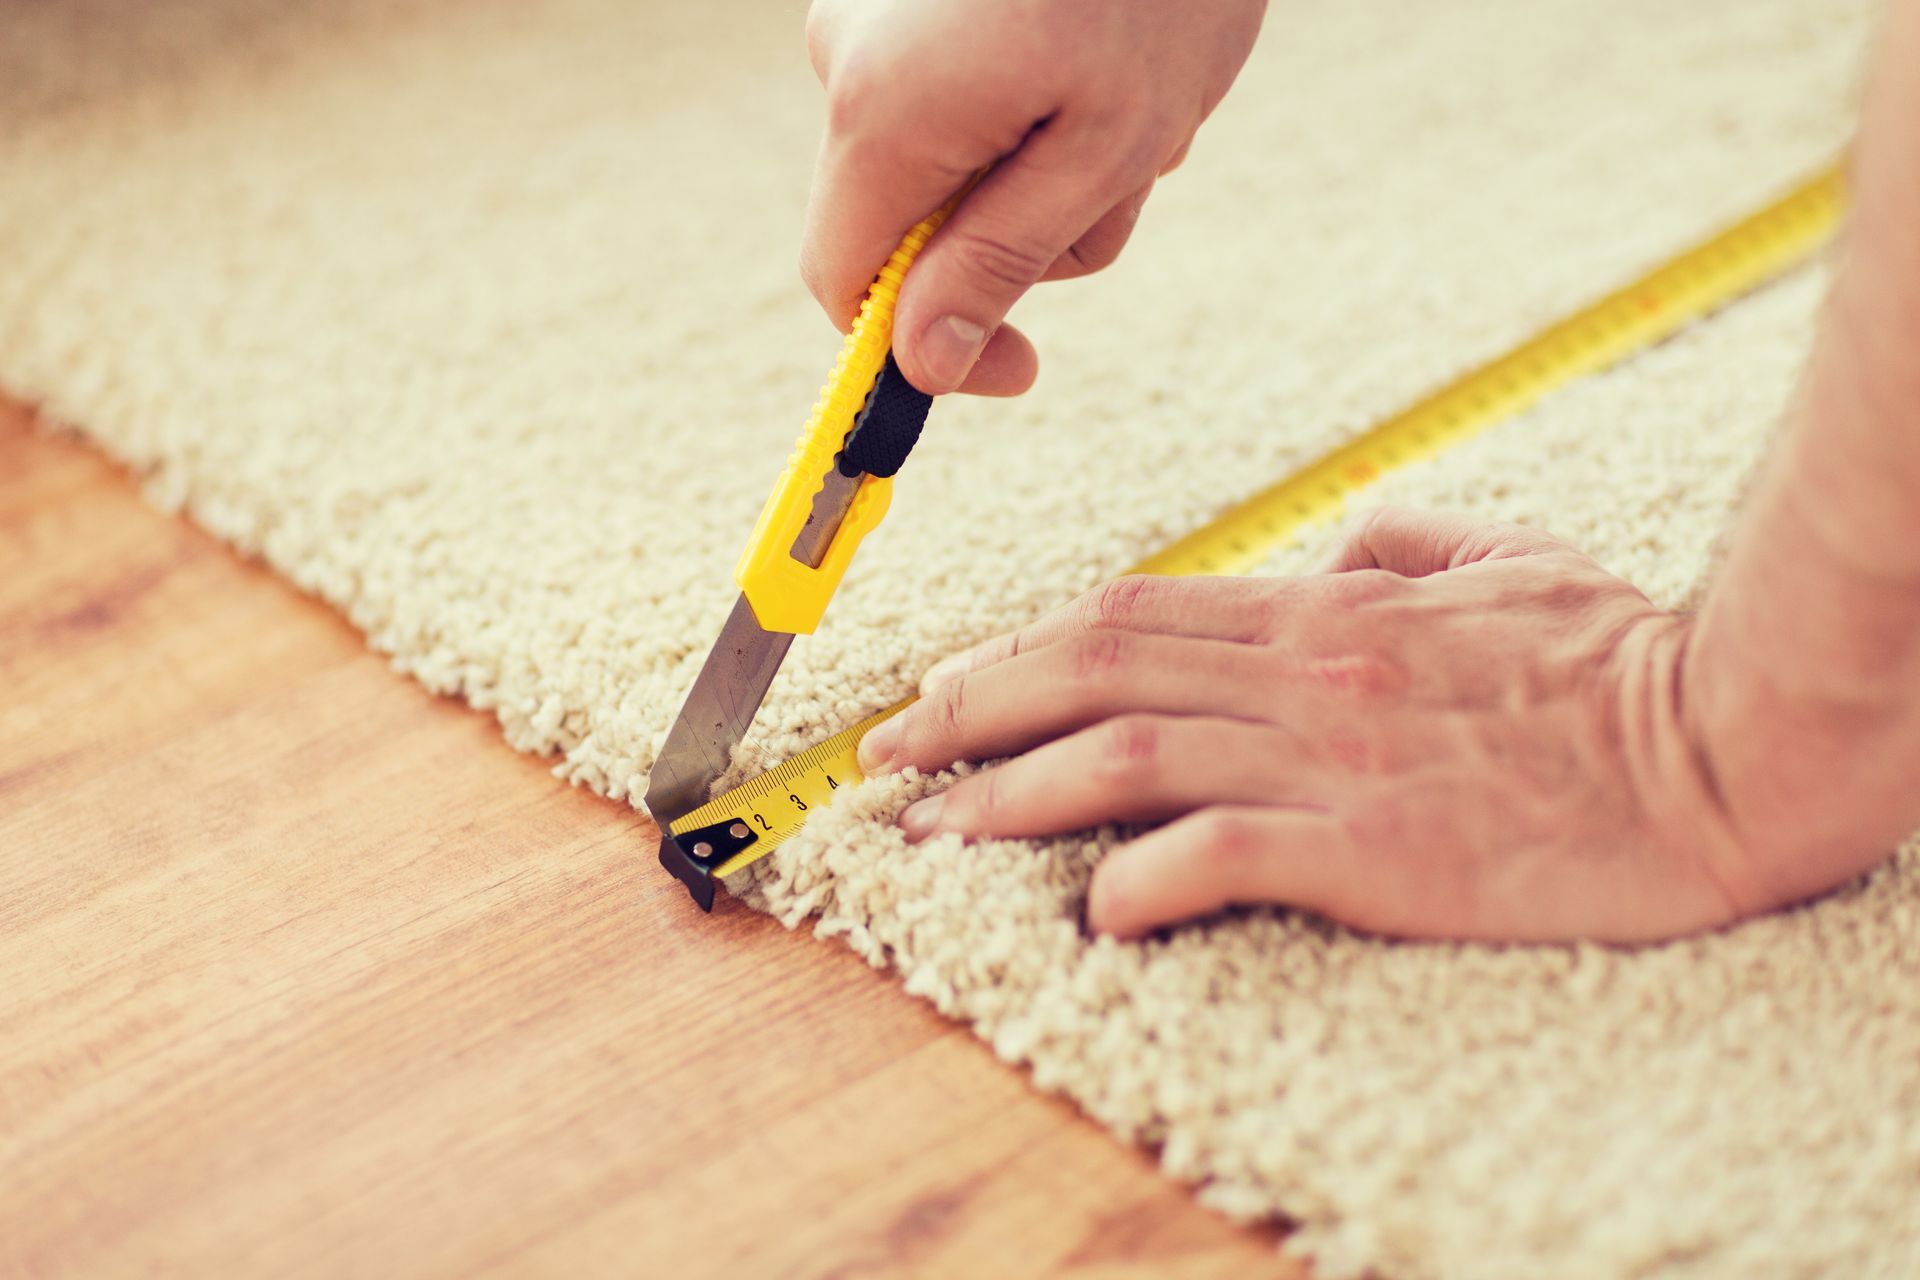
[0,403,1302,1278]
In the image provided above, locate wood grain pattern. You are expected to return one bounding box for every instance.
[0,403,1303,1279]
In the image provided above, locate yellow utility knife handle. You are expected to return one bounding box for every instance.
[734,197,961,635]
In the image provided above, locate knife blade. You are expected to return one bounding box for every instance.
[644,464,863,823]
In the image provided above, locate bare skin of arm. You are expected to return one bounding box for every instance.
[850,0,1920,942]
[1685,0,1920,912]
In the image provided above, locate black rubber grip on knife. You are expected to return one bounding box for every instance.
[838,352,932,478]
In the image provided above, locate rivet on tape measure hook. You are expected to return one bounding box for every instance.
[664,164,1846,892]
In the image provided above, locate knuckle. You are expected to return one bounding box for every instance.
[1256,572,1402,640]
[1245,578,1311,639]
[1083,574,1158,631]
[955,640,998,674]
[1454,518,1566,567]
[1308,654,1405,702]
[1095,715,1163,782]
[1498,523,1577,563]
[1345,503,1401,546]
[1066,233,1122,275]
[1322,723,1381,772]
[1114,126,1179,182]
[946,228,1057,292]
[923,677,969,744]
[1189,810,1264,877]
[1455,524,1514,565]
[822,55,883,134]
[962,768,1003,821]
[1066,628,1134,684]
[1071,99,1173,170]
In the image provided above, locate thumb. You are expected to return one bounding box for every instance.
[892,115,1155,394]
[1318,505,1572,578]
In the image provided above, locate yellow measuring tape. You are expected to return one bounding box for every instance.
[670,163,1846,880]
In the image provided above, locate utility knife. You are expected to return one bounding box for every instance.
[644,199,958,910]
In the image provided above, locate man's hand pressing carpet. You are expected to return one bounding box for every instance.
[859,510,1781,944]
[858,0,1920,944]
[859,501,1916,942]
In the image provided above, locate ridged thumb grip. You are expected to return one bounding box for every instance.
[839,354,932,478]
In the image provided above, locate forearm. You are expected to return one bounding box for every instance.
[1689,0,1920,895]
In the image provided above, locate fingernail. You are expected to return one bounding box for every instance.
[899,794,945,842]
[857,718,903,772]
[919,315,988,391]
[919,652,969,694]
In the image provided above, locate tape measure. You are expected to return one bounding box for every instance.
[666,163,1846,881]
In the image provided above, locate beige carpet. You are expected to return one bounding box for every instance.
[6,0,1918,1275]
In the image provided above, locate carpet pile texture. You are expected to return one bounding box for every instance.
[5,1,1917,1275]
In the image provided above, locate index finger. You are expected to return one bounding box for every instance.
[918,575,1287,694]
[800,124,987,330]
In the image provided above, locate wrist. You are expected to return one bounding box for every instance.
[1671,0,1920,909]
[1684,543,1920,906]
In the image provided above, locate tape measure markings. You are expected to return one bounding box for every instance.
[671,164,1845,880]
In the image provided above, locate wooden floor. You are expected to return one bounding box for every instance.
[0,403,1300,1278]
